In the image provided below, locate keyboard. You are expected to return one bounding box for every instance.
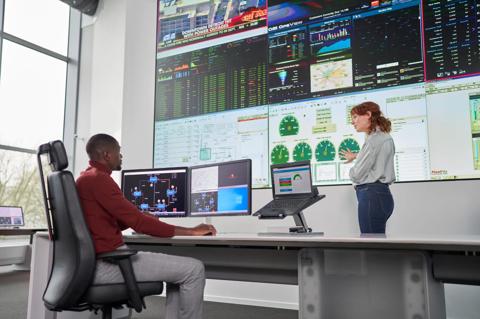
[254,194,325,217]
[268,198,311,212]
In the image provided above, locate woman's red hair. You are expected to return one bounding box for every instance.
[351,101,391,134]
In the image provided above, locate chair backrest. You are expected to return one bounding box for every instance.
[37,140,96,310]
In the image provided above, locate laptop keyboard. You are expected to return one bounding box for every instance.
[269,198,310,211]
[254,195,325,218]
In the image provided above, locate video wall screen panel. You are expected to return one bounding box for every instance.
[155,34,268,121]
[154,105,269,187]
[154,0,480,188]
[422,0,480,80]
[157,0,267,51]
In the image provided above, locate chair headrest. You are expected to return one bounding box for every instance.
[40,140,69,171]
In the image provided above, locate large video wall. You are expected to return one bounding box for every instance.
[154,0,480,188]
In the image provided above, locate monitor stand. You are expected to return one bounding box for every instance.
[290,211,312,233]
[258,210,324,236]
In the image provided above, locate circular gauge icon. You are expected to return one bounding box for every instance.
[279,115,299,136]
[338,138,360,160]
[315,140,336,161]
[293,142,312,162]
[271,144,290,164]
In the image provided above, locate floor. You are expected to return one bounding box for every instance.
[0,267,298,319]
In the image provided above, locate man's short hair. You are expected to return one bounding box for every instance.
[86,134,119,160]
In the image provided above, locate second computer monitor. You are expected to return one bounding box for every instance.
[189,159,252,217]
[121,167,188,217]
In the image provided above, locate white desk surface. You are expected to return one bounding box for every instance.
[124,232,480,251]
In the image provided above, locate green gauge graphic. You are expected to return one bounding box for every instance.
[279,115,300,136]
[293,173,302,180]
[293,142,312,162]
[338,138,360,160]
[271,144,290,164]
[315,140,336,161]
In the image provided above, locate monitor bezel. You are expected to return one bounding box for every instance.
[270,161,314,198]
[121,166,189,217]
[188,159,252,217]
[0,205,25,227]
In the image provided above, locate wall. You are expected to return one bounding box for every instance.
[75,0,480,316]
[74,0,126,178]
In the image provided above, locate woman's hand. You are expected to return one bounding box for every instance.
[339,148,357,163]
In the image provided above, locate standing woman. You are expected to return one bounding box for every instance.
[339,101,396,233]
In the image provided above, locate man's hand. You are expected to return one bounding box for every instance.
[191,223,217,236]
[174,223,217,236]
[339,148,357,163]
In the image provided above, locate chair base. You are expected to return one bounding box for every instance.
[102,306,112,319]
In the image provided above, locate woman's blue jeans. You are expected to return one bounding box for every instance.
[355,182,394,233]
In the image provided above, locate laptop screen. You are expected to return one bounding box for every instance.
[272,162,313,196]
[121,167,188,217]
[0,206,25,227]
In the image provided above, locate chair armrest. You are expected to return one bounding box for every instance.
[97,249,144,312]
[97,249,137,261]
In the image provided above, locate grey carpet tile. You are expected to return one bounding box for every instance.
[0,269,298,319]
[0,270,30,319]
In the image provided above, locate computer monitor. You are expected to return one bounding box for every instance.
[189,159,252,217]
[121,167,188,217]
[0,206,25,227]
[271,161,314,197]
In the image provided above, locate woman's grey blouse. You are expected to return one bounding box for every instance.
[349,130,396,186]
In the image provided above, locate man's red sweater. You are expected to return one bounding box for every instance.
[76,161,175,254]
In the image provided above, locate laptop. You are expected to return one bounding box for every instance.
[254,161,323,218]
[0,206,25,228]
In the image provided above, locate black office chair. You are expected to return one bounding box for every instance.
[36,140,163,319]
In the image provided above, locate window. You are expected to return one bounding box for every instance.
[0,40,67,149]
[3,0,69,54]
[0,0,80,234]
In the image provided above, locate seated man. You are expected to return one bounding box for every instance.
[76,133,216,319]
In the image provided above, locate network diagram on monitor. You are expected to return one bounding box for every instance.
[122,168,188,217]
[153,0,480,188]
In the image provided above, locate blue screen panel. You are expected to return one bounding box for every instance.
[217,186,249,213]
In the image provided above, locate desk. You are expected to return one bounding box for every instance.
[0,228,48,243]
[0,228,47,268]
[28,232,480,319]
